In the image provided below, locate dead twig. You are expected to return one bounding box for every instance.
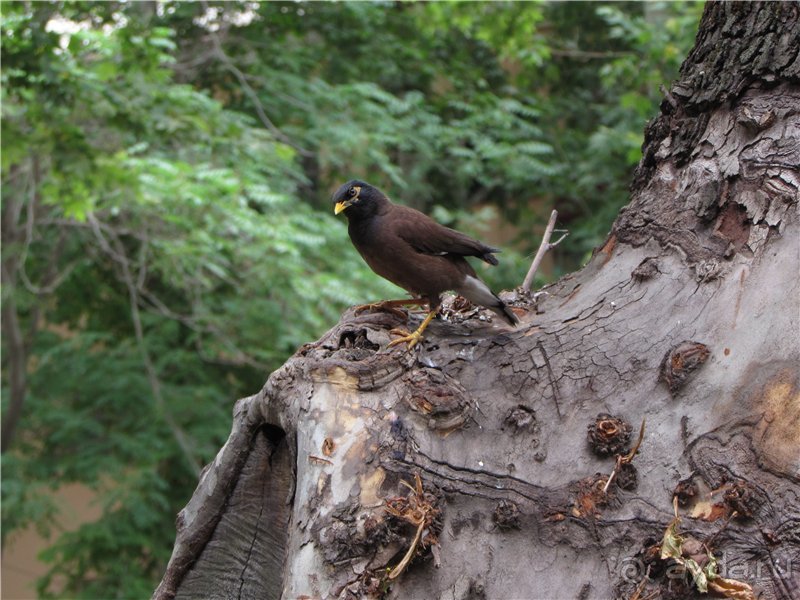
[388,518,425,580]
[628,564,651,600]
[522,209,568,292]
[385,473,439,581]
[603,418,645,493]
[703,509,738,549]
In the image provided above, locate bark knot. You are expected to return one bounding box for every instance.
[660,341,711,394]
[587,413,633,456]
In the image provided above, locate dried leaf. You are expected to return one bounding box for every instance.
[707,577,756,600]
[683,557,709,592]
[660,509,754,598]
[659,517,714,593]
[704,552,718,581]
[690,499,727,521]
[660,518,684,560]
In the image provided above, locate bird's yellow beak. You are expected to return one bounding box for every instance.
[334,201,349,215]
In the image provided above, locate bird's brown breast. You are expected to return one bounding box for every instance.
[349,212,473,298]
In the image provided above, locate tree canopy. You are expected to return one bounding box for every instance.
[1,1,701,596]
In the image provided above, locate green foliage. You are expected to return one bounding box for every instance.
[1,1,702,597]
[2,3,394,596]
[529,1,704,265]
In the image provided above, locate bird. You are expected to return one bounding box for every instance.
[332,180,519,349]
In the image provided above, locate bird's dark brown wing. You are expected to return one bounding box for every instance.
[389,205,500,265]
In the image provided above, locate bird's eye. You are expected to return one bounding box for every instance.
[348,187,357,197]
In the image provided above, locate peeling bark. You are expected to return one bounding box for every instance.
[155,3,800,599]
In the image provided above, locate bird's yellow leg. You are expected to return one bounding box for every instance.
[388,309,438,350]
[354,298,427,317]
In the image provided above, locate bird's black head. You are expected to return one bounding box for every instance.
[332,180,388,220]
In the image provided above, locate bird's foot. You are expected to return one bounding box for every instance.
[387,328,424,350]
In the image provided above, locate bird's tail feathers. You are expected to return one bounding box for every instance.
[458,276,519,327]
[493,302,520,327]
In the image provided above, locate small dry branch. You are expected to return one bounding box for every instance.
[384,473,440,581]
[628,564,651,600]
[522,209,568,292]
[603,418,645,493]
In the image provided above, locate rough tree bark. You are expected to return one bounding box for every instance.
[154,3,799,599]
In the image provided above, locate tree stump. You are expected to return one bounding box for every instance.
[155,3,799,599]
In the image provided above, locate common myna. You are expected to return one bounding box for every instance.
[333,180,519,349]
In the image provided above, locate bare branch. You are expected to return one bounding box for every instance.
[38,217,148,241]
[140,287,199,328]
[1,156,49,450]
[17,156,77,296]
[200,7,312,157]
[0,263,28,453]
[549,48,631,59]
[521,209,568,292]
[194,338,271,370]
[135,234,150,291]
[66,211,270,372]
[138,286,271,370]
[88,213,201,477]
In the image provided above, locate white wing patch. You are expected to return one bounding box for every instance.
[456,275,499,308]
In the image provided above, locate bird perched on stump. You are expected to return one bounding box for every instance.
[333,180,519,349]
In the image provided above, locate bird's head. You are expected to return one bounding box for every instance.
[332,180,387,219]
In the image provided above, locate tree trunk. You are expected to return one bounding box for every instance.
[154,3,799,599]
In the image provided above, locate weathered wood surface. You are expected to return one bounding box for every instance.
[154,3,799,599]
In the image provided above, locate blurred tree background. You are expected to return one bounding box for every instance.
[1,1,702,597]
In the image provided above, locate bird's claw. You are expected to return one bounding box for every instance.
[387,328,423,350]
